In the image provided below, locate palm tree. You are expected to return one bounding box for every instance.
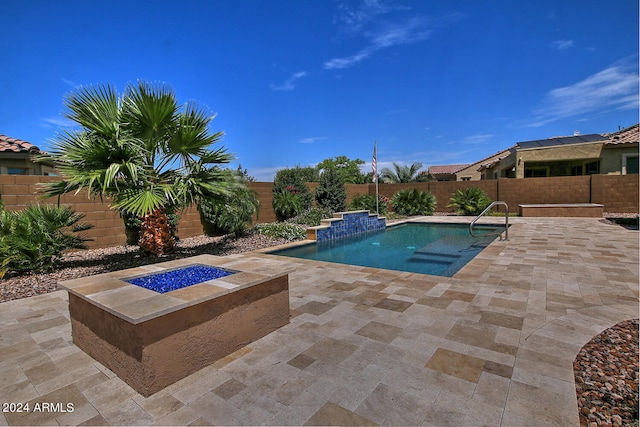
[379,162,424,183]
[38,81,235,255]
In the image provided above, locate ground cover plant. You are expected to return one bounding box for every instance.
[288,207,333,227]
[253,222,306,241]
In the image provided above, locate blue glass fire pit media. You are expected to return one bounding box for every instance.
[125,265,235,293]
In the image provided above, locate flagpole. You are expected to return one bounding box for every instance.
[373,140,379,215]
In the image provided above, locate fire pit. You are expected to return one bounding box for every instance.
[59,254,293,396]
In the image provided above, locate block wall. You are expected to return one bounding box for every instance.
[1,175,637,249]
[497,176,591,209]
[591,174,639,213]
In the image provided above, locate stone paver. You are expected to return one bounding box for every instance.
[0,217,637,426]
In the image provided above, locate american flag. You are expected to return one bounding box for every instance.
[372,140,377,183]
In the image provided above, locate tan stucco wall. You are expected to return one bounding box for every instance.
[600,145,639,174]
[69,275,290,396]
[0,158,56,175]
[516,142,603,178]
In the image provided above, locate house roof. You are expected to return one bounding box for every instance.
[516,133,607,150]
[0,135,41,153]
[605,123,639,146]
[428,164,470,175]
[479,148,516,171]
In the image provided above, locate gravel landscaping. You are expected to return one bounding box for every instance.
[0,231,290,302]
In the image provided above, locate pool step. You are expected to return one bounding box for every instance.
[409,251,461,265]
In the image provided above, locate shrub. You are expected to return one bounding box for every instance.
[199,187,260,237]
[0,203,93,277]
[254,222,306,241]
[315,167,347,212]
[448,187,491,216]
[272,167,314,216]
[391,189,436,216]
[289,207,333,227]
[272,190,303,221]
[348,194,388,215]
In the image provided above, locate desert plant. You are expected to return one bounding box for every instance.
[349,194,388,215]
[391,188,436,216]
[0,203,93,277]
[199,186,260,237]
[448,187,491,216]
[254,222,306,241]
[273,190,303,221]
[38,81,235,255]
[315,167,347,212]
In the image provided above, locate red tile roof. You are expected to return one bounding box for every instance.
[0,134,41,153]
[428,164,470,175]
[605,124,639,145]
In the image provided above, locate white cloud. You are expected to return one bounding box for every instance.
[527,60,639,127]
[334,0,402,36]
[324,17,436,70]
[38,116,76,128]
[326,2,462,70]
[464,134,494,144]
[270,71,307,91]
[551,39,574,50]
[61,78,78,87]
[299,136,327,144]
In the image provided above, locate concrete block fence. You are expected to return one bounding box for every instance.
[0,175,637,249]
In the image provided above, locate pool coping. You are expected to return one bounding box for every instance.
[259,216,513,281]
[59,254,296,324]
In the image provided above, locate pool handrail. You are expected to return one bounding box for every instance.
[469,201,509,241]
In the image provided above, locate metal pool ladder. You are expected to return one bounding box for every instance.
[469,201,509,241]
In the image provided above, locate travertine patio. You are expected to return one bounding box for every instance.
[0,217,637,426]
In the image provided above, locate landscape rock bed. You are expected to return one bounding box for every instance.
[0,232,289,303]
[574,319,639,427]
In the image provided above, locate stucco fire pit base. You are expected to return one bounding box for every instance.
[60,255,295,396]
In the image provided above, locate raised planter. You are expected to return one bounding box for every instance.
[59,254,294,396]
[519,203,604,217]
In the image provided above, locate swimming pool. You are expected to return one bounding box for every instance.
[270,223,501,277]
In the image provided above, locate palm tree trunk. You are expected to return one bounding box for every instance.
[138,208,176,255]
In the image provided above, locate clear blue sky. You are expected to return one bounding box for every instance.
[2,0,638,181]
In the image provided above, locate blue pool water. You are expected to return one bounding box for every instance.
[270,223,501,277]
[125,264,235,293]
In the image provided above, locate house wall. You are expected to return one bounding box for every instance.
[600,145,639,174]
[1,175,637,249]
[515,143,603,178]
[455,151,509,181]
[0,156,57,175]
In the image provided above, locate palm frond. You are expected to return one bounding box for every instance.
[65,84,121,136]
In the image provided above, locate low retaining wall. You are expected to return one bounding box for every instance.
[519,204,604,218]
